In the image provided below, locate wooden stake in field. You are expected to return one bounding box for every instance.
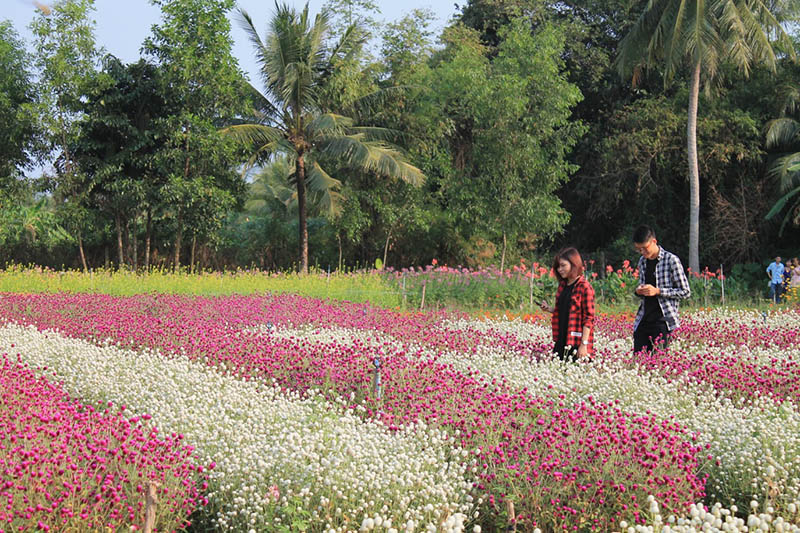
[506,499,517,532]
[420,281,426,310]
[143,482,158,533]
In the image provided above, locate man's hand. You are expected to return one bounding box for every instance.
[635,284,660,297]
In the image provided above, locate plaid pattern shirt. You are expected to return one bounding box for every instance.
[634,247,691,332]
[550,276,596,353]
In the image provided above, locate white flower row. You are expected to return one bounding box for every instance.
[687,308,800,336]
[0,323,478,533]
[256,319,800,519]
[629,497,800,533]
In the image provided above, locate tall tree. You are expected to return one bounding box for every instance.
[417,20,584,269]
[143,0,248,270]
[0,21,40,198]
[224,3,424,273]
[74,56,169,268]
[616,0,796,271]
[30,0,101,271]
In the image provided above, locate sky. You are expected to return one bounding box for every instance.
[5,0,461,84]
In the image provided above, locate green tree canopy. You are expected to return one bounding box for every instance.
[143,0,250,269]
[418,18,584,268]
[0,21,40,197]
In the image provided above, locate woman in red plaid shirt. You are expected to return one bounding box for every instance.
[539,247,595,361]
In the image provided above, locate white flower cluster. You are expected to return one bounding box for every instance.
[628,496,800,532]
[688,308,800,332]
[0,324,477,533]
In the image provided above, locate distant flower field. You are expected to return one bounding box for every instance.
[0,290,799,531]
[0,261,739,312]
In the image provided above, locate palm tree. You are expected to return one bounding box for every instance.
[616,0,795,271]
[223,3,423,273]
[765,83,800,233]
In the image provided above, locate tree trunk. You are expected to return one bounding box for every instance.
[687,61,701,272]
[173,210,183,271]
[500,231,507,273]
[77,232,88,273]
[338,232,343,272]
[296,155,309,274]
[190,234,196,273]
[382,229,392,270]
[115,212,125,268]
[177,124,190,273]
[144,209,152,271]
[132,218,138,270]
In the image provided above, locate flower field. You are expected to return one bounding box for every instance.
[1,293,800,532]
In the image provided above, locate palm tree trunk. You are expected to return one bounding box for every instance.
[687,61,701,272]
[296,155,309,274]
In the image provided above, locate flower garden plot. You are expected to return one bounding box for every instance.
[0,353,203,532]
[0,293,799,531]
[0,325,476,532]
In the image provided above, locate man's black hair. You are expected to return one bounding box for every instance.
[633,225,656,244]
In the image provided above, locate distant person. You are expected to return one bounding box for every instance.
[767,256,785,303]
[791,258,800,288]
[632,225,691,353]
[539,247,595,361]
[784,258,793,292]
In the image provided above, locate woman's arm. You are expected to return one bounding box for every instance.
[577,282,595,358]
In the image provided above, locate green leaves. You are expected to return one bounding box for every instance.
[617,0,796,88]
[141,0,250,266]
[422,18,583,250]
[0,22,39,190]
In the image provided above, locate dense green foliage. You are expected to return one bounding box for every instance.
[2,0,800,286]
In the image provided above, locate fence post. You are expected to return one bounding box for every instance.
[143,482,158,533]
[372,357,382,400]
[720,263,725,306]
[402,273,407,308]
[420,281,426,310]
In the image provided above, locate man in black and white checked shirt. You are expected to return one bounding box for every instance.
[632,225,691,353]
